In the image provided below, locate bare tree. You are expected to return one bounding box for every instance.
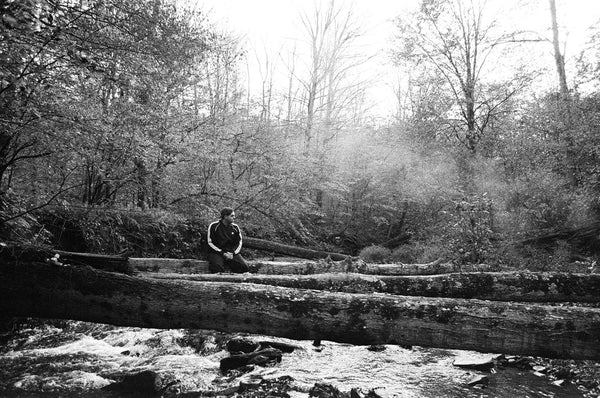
[283,44,302,125]
[298,0,368,153]
[393,0,532,190]
[204,33,244,125]
[254,45,277,122]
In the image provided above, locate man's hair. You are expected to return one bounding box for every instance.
[220,207,234,218]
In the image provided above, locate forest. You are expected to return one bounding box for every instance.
[1,0,600,269]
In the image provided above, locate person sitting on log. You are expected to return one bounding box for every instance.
[206,207,249,273]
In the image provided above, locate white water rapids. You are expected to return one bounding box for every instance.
[0,320,586,397]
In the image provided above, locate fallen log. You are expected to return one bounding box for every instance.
[1,244,485,276]
[0,243,133,274]
[241,237,348,261]
[248,258,491,275]
[1,261,599,359]
[129,258,209,274]
[520,220,600,252]
[127,258,491,275]
[142,271,600,303]
[197,232,349,260]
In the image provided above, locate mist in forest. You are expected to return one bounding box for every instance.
[1,0,600,265]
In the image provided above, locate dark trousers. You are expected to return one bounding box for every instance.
[207,252,249,273]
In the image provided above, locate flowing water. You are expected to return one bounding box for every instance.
[0,320,587,397]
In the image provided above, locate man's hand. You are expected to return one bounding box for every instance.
[223,252,233,260]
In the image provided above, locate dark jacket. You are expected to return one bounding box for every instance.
[207,220,243,254]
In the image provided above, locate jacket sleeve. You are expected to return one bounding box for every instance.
[233,224,243,254]
[207,222,222,252]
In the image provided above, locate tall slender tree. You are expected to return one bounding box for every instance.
[548,0,577,186]
[298,0,367,153]
[549,0,569,102]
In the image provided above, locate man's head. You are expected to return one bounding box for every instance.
[220,207,236,224]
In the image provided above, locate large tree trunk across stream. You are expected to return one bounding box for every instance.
[1,261,599,359]
[142,271,600,303]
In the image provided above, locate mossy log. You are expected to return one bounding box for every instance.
[142,271,600,303]
[129,258,210,274]
[247,258,490,275]
[0,243,133,274]
[1,261,599,359]
[129,258,490,275]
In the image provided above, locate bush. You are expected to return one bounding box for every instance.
[390,239,450,264]
[359,245,391,263]
[35,207,205,258]
[445,194,495,265]
[389,243,423,263]
[0,192,52,244]
[486,240,593,272]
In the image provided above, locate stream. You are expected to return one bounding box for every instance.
[0,319,589,397]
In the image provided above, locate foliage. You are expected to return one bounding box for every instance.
[358,245,391,264]
[390,239,450,264]
[487,240,596,273]
[1,0,212,208]
[0,192,52,243]
[392,0,534,154]
[2,0,600,268]
[35,206,205,258]
[444,194,495,265]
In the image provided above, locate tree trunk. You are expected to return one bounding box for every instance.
[242,237,348,261]
[142,271,600,303]
[2,261,599,359]
[549,0,569,101]
[456,148,476,194]
[133,157,148,210]
[548,0,577,187]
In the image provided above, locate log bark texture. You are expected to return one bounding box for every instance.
[142,271,600,303]
[248,259,490,275]
[129,258,490,275]
[1,261,599,359]
[129,258,210,274]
